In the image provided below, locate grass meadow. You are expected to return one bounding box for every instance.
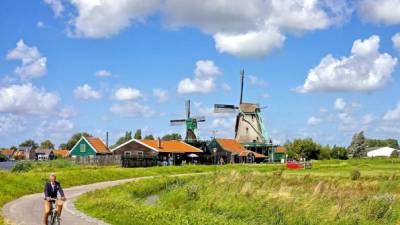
[76,159,400,225]
[0,160,281,225]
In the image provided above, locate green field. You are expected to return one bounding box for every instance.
[0,160,281,225]
[76,159,400,225]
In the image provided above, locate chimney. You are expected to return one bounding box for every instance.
[106,131,109,148]
[157,137,162,148]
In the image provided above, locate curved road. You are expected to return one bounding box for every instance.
[3,173,203,225]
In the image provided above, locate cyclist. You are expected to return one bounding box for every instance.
[43,173,66,225]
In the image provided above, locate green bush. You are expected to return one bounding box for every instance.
[11,161,34,172]
[0,154,6,162]
[350,169,361,180]
[11,160,76,173]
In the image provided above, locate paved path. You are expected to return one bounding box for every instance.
[3,173,204,225]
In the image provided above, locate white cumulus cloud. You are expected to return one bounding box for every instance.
[96,69,112,77]
[6,40,47,80]
[74,84,101,100]
[357,0,400,25]
[166,0,349,58]
[393,33,400,52]
[334,98,346,111]
[114,87,142,101]
[51,0,350,58]
[297,35,398,92]
[67,0,161,38]
[177,60,221,94]
[0,83,59,115]
[383,102,400,121]
[214,28,285,58]
[153,88,168,102]
[307,116,322,126]
[44,0,64,17]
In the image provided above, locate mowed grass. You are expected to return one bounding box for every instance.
[0,160,281,225]
[76,159,400,225]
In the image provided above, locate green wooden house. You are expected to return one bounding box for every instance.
[69,136,111,157]
[273,146,286,162]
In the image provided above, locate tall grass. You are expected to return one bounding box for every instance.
[0,161,281,225]
[76,159,400,225]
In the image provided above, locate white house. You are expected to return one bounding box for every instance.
[367,147,399,157]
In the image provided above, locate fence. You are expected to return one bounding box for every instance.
[121,157,157,168]
[69,155,122,166]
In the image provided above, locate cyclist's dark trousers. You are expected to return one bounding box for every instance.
[43,200,63,225]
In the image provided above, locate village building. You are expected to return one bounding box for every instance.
[69,136,111,157]
[0,149,15,160]
[367,146,399,157]
[54,149,70,158]
[112,139,203,167]
[14,147,36,160]
[273,146,287,162]
[208,138,266,164]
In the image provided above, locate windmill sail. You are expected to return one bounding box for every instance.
[170,119,186,126]
[194,116,206,122]
[214,104,237,113]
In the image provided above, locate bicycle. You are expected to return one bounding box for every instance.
[47,198,61,225]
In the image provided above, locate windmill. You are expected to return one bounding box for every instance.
[170,100,206,142]
[214,70,270,145]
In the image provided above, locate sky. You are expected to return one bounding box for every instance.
[0,0,400,148]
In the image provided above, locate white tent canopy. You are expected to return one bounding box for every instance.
[367,147,399,157]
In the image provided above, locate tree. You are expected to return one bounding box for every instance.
[162,133,182,141]
[319,145,332,160]
[10,146,17,151]
[331,146,348,159]
[134,129,142,139]
[40,140,55,149]
[285,138,320,160]
[113,131,132,148]
[59,132,92,150]
[390,150,399,158]
[19,139,38,149]
[366,138,399,149]
[348,131,367,158]
[144,134,155,140]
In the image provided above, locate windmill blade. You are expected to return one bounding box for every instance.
[214,104,237,113]
[170,119,186,126]
[194,116,206,122]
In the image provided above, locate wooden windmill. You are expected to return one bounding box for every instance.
[170,100,206,142]
[214,70,270,145]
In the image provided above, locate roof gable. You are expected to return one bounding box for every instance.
[216,138,265,158]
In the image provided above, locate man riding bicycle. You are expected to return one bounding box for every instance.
[43,173,66,225]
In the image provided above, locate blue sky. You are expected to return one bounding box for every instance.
[0,0,400,148]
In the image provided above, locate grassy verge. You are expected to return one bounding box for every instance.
[76,159,400,225]
[0,160,282,225]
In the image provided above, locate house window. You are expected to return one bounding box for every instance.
[124,151,132,157]
[137,151,144,160]
[80,144,86,152]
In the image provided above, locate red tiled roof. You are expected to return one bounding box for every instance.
[139,140,202,153]
[216,139,266,158]
[86,137,110,154]
[0,149,15,156]
[54,150,70,157]
[275,146,286,153]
